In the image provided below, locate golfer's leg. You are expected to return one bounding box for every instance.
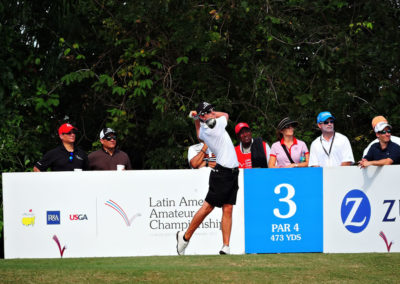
[221,204,233,246]
[184,201,214,240]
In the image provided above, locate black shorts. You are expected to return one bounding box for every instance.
[205,164,239,208]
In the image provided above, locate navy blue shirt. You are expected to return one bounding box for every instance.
[363,141,400,164]
[35,145,89,171]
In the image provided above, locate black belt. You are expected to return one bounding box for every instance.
[214,164,239,174]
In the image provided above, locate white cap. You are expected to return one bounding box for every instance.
[374,122,392,133]
[100,127,115,139]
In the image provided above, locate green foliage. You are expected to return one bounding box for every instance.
[1,0,400,235]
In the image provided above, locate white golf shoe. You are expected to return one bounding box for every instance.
[219,245,230,255]
[176,231,189,255]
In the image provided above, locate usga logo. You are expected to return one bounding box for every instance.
[47,211,61,225]
[69,214,88,221]
[22,209,35,226]
[341,189,371,233]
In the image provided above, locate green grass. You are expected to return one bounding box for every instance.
[0,253,399,283]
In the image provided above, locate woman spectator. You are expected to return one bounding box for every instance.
[268,117,309,168]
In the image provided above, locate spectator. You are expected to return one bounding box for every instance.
[362,115,400,157]
[188,142,216,169]
[269,117,309,168]
[33,123,89,171]
[88,128,132,170]
[234,122,270,168]
[359,118,400,168]
[309,111,354,167]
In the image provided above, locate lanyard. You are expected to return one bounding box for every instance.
[320,132,335,157]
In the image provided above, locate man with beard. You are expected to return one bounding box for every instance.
[309,111,354,167]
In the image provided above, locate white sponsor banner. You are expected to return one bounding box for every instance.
[3,169,245,258]
[324,165,400,253]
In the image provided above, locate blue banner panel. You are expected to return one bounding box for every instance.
[244,168,323,253]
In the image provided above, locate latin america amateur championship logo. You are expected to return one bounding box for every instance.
[105,199,141,226]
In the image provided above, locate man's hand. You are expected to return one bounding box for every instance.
[358,158,369,168]
[188,111,198,119]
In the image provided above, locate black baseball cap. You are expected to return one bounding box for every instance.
[196,102,214,116]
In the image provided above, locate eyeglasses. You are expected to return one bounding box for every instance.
[105,135,117,141]
[68,152,74,162]
[322,120,335,125]
[63,131,76,135]
[378,129,391,134]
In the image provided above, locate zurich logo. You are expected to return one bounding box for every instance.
[341,189,371,233]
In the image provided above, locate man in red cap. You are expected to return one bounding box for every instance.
[33,123,89,171]
[234,122,270,168]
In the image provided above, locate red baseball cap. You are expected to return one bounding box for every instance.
[58,123,77,135]
[235,122,250,135]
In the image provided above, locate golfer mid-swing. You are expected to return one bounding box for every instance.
[176,102,239,255]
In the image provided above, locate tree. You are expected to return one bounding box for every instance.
[1,0,400,241]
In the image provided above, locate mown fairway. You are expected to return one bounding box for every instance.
[1,253,399,283]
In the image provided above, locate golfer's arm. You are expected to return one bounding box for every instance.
[214,111,229,121]
[195,119,200,139]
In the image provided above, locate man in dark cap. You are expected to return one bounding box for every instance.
[88,127,132,170]
[176,102,239,255]
[33,123,89,171]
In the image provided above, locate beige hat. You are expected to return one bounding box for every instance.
[371,116,391,133]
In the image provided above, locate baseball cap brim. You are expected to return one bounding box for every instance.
[374,122,392,133]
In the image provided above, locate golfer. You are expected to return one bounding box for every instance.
[176,102,239,255]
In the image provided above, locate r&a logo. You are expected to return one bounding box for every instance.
[69,214,88,221]
[341,189,371,233]
[47,211,61,225]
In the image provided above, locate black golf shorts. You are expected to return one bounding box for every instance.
[205,165,239,208]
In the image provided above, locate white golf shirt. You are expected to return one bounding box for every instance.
[199,116,238,169]
[309,132,354,167]
[187,143,214,168]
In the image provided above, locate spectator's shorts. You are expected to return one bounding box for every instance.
[205,164,239,208]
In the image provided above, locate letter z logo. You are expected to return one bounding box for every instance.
[341,189,371,233]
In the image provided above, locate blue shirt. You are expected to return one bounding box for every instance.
[363,141,400,164]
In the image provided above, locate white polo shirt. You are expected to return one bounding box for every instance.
[309,132,354,167]
[187,143,214,167]
[199,116,239,169]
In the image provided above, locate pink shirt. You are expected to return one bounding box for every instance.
[270,138,309,167]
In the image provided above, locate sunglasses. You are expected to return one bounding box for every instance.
[68,152,74,162]
[322,120,335,125]
[63,131,76,135]
[200,108,214,116]
[378,129,391,134]
[105,135,117,141]
[283,124,295,129]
